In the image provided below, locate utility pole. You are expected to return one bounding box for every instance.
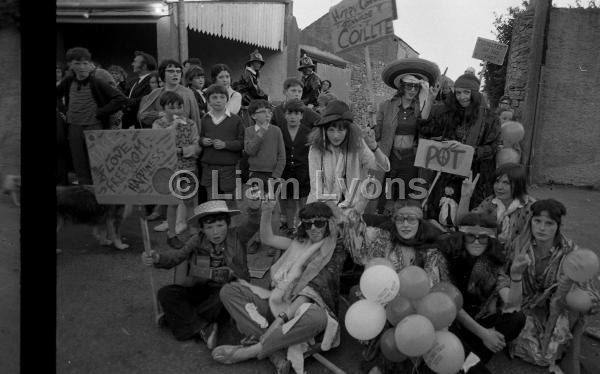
[178,0,188,64]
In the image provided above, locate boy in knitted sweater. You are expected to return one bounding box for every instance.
[244,99,285,194]
[152,91,201,249]
[199,84,244,207]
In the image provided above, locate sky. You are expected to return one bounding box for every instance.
[293,0,534,80]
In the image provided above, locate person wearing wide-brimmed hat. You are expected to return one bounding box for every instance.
[370,58,441,215]
[419,73,501,220]
[306,100,390,214]
[298,54,322,108]
[141,198,261,348]
[234,49,269,111]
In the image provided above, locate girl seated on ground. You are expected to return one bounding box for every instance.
[212,192,346,374]
[505,199,600,373]
[341,199,451,374]
[439,212,527,374]
[458,163,534,247]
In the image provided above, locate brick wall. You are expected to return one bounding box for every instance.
[300,14,418,125]
[0,27,20,175]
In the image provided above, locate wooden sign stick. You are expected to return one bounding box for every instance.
[363,45,377,128]
[139,208,163,324]
[422,170,442,209]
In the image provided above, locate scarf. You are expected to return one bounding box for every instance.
[263,218,339,316]
[492,197,524,243]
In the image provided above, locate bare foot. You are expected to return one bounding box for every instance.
[212,343,261,364]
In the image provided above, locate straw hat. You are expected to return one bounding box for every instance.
[381,57,441,89]
[188,200,240,223]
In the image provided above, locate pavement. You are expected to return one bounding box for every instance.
[3,185,597,373]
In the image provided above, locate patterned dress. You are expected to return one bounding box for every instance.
[503,234,600,367]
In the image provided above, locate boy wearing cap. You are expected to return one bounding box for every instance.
[141,197,261,347]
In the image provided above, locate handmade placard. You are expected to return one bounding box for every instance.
[414,139,475,177]
[84,129,179,205]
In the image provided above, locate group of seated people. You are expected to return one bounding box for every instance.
[141,161,599,374]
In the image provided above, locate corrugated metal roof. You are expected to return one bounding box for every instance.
[184,2,285,51]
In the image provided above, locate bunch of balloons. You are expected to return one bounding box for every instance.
[345,260,466,374]
[562,248,599,313]
[497,121,525,167]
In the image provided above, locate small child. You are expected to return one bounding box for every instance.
[152,91,201,249]
[499,109,514,124]
[244,99,286,194]
[278,99,312,235]
[199,84,244,208]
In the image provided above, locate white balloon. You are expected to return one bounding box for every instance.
[424,331,465,374]
[345,299,387,340]
[360,264,400,304]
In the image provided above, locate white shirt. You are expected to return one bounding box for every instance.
[207,109,231,125]
[254,122,269,132]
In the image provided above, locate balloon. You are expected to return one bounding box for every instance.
[423,331,465,374]
[366,257,395,270]
[386,294,415,326]
[496,147,520,167]
[397,266,431,300]
[501,121,525,146]
[563,249,600,283]
[345,299,387,340]
[566,286,592,313]
[416,292,458,330]
[431,282,464,311]
[360,265,400,304]
[380,328,408,362]
[394,314,435,357]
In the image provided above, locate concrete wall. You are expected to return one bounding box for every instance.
[533,9,600,186]
[0,27,21,175]
[300,14,419,124]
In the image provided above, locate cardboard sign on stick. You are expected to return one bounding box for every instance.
[414,139,475,177]
[84,129,180,205]
[329,0,397,53]
[472,37,509,66]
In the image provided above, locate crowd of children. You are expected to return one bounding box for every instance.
[58,47,599,374]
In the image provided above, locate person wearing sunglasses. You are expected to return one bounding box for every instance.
[435,212,526,374]
[213,195,346,373]
[343,199,451,373]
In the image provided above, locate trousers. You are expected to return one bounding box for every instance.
[157,282,228,341]
[220,282,328,358]
[68,123,102,185]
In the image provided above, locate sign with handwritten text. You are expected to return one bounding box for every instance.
[84,129,179,204]
[472,37,509,66]
[329,0,397,53]
[414,139,475,177]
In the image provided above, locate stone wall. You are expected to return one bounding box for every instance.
[534,8,600,186]
[0,27,21,175]
[504,7,600,186]
[300,14,418,125]
[503,9,534,120]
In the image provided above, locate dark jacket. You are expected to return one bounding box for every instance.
[419,102,501,215]
[272,103,320,129]
[122,74,154,128]
[307,237,347,314]
[301,72,321,107]
[56,73,127,129]
[190,87,208,117]
[234,68,268,107]
[154,207,261,282]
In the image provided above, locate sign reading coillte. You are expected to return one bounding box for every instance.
[329,0,398,53]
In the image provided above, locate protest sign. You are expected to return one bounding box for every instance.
[84,129,180,205]
[414,139,475,177]
[329,0,397,53]
[472,37,509,66]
